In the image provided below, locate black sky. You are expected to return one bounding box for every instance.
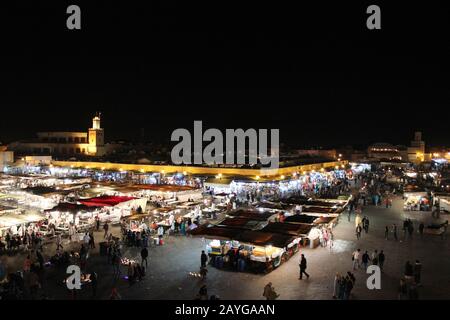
[0,1,449,148]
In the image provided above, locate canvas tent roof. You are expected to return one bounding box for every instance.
[44,202,99,213]
[227,209,276,221]
[261,222,313,236]
[79,195,137,207]
[284,214,318,224]
[216,217,267,230]
[236,230,295,248]
[189,225,243,240]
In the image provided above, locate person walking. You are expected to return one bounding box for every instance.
[361,251,371,270]
[385,226,389,240]
[333,273,340,299]
[363,217,370,233]
[408,221,414,239]
[103,222,109,239]
[83,233,90,249]
[403,220,409,240]
[298,254,310,280]
[95,216,100,231]
[89,232,95,249]
[356,224,362,240]
[141,247,148,268]
[378,250,385,271]
[393,224,398,241]
[419,222,425,239]
[352,249,361,270]
[56,234,63,251]
[371,250,378,265]
[414,260,422,286]
[329,230,334,252]
[201,250,208,268]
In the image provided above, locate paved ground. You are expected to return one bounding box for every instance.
[2,196,449,300]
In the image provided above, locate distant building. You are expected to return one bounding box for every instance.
[407,131,426,163]
[8,114,114,157]
[367,143,405,161]
[293,149,337,159]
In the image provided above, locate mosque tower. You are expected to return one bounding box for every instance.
[88,112,105,156]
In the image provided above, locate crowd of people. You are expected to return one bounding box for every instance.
[333,271,356,300]
[351,248,386,271]
[398,260,422,300]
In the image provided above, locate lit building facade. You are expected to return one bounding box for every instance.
[8,114,107,157]
[367,143,406,161]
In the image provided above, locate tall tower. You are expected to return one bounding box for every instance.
[88,112,105,156]
[408,131,425,163]
[410,131,425,151]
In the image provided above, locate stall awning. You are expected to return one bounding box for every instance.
[281,197,343,208]
[216,217,267,230]
[261,222,313,236]
[302,206,340,214]
[313,216,337,225]
[255,201,294,211]
[127,184,198,192]
[227,209,276,221]
[190,225,296,248]
[189,225,243,240]
[44,202,99,213]
[79,195,137,207]
[284,214,318,224]
[236,230,295,248]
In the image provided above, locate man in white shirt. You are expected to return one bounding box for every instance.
[352,249,361,270]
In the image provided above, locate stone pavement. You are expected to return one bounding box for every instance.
[1,196,449,300]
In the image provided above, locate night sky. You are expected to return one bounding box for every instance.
[0,1,449,148]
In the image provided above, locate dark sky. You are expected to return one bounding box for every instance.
[0,1,449,148]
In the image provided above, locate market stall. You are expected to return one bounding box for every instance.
[403,192,430,211]
[191,225,297,273]
[0,211,45,236]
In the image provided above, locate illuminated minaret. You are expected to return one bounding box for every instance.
[88,112,105,156]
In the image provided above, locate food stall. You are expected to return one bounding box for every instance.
[233,230,296,272]
[403,191,430,211]
[191,225,296,273]
[43,202,99,232]
[78,195,148,223]
[0,211,45,236]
